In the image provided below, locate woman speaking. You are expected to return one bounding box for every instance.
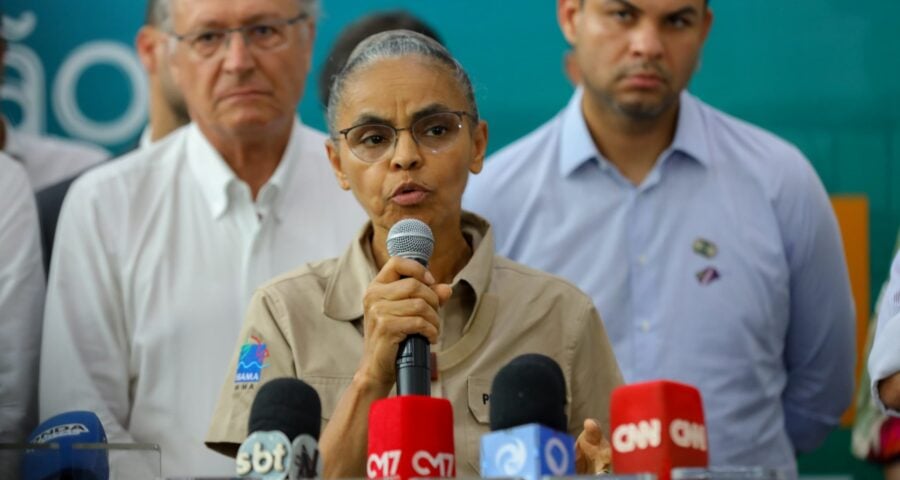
[206,30,622,477]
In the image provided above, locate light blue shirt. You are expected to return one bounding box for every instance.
[463,89,855,475]
[870,252,900,417]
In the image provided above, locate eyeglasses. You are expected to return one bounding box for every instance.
[169,12,308,59]
[337,111,476,164]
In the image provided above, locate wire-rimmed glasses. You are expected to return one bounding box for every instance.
[337,111,476,164]
[169,12,308,59]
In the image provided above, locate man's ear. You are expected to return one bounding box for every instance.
[135,26,159,73]
[300,21,317,73]
[558,0,582,46]
[325,138,351,190]
[700,7,714,44]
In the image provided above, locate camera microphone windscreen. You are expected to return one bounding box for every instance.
[22,410,109,480]
[481,354,574,480]
[248,377,321,439]
[489,353,568,432]
[237,378,323,479]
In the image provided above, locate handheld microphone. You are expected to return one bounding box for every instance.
[236,378,323,480]
[480,354,575,480]
[366,219,454,479]
[609,380,709,480]
[387,218,435,396]
[367,396,455,479]
[22,410,109,480]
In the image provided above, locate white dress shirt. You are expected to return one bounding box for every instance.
[0,153,44,445]
[40,120,367,477]
[870,251,900,416]
[3,119,109,191]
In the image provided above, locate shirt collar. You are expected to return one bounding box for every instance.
[2,117,25,162]
[323,212,495,322]
[669,91,711,168]
[139,125,154,149]
[185,118,302,220]
[558,88,598,177]
[558,88,711,178]
[186,123,237,219]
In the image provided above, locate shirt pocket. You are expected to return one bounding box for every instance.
[466,376,492,474]
[304,375,354,429]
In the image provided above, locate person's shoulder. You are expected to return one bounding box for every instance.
[296,121,329,142]
[0,152,33,201]
[491,255,594,309]
[295,121,329,157]
[691,94,808,169]
[16,130,110,163]
[486,114,563,172]
[256,257,341,302]
[0,151,29,181]
[66,129,187,206]
[465,112,563,208]
[75,129,185,187]
[690,94,819,201]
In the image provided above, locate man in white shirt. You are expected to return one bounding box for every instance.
[39,0,366,476]
[0,121,109,191]
[34,0,193,274]
[0,153,44,476]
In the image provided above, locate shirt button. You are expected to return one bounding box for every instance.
[637,255,647,265]
[641,321,650,332]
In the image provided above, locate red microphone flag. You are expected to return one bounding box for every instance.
[610,380,709,480]
[367,396,455,479]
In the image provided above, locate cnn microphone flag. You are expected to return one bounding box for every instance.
[610,380,708,480]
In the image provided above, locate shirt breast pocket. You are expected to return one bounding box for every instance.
[466,377,492,474]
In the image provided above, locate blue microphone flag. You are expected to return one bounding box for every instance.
[480,423,575,480]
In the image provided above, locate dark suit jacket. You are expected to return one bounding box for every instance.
[35,175,79,275]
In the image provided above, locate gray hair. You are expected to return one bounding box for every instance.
[149,0,319,31]
[326,29,479,138]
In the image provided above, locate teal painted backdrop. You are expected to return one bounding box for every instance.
[3,1,896,477]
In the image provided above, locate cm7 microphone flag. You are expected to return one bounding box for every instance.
[367,395,455,480]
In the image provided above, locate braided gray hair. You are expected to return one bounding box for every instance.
[326,29,479,138]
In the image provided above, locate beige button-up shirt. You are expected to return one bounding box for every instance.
[206,213,623,475]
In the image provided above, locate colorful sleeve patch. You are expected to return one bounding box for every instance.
[235,335,269,384]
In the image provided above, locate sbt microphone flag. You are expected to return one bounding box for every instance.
[480,424,575,480]
[236,430,292,479]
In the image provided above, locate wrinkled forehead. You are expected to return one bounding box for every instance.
[592,0,707,15]
[337,56,467,122]
[171,0,301,30]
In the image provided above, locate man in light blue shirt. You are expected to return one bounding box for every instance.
[463,0,854,476]
[870,253,900,417]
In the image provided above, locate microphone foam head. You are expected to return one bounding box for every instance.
[249,377,322,440]
[387,218,434,266]
[489,353,568,432]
